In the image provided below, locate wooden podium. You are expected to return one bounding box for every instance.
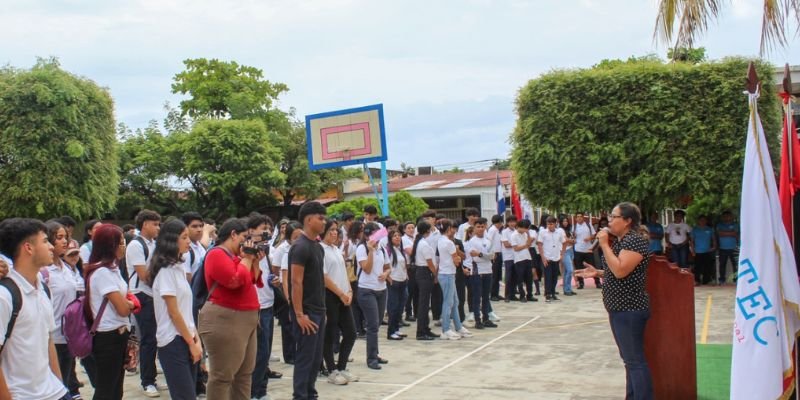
[644,255,697,400]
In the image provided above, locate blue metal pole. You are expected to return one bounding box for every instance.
[381,160,390,216]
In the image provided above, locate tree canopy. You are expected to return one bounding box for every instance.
[510,56,781,215]
[0,58,118,219]
[328,191,429,223]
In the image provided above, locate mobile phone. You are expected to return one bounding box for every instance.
[369,227,388,243]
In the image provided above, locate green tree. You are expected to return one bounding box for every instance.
[171,58,289,120]
[655,0,799,54]
[327,191,428,222]
[0,58,118,219]
[171,119,285,218]
[510,56,780,214]
[667,47,707,63]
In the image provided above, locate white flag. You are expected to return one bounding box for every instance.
[731,91,800,399]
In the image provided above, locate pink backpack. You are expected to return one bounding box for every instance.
[62,293,108,358]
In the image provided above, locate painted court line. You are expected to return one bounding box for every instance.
[700,294,713,344]
[381,315,542,400]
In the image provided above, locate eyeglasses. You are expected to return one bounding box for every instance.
[608,214,623,220]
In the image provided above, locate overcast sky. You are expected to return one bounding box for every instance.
[2,0,797,171]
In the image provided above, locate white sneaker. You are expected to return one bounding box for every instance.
[156,367,163,375]
[142,385,160,398]
[465,314,475,322]
[155,383,168,392]
[457,327,473,338]
[489,312,501,322]
[433,319,442,327]
[441,330,461,340]
[338,369,359,382]
[327,370,349,385]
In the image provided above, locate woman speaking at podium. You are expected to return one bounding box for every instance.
[574,202,653,400]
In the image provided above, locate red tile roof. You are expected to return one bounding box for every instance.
[349,170,512,194]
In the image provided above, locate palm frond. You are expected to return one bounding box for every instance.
[654,0,723,56]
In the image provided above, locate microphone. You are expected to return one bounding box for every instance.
[590,228,611,248]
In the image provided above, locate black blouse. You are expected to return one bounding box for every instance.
[601,230,651,312]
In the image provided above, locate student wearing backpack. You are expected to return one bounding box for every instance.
[43,220,83,399]
[79,220,101,265]
[0,218,69,400]
[181,212,207,281]
[149,220,202,400]
[126,210,163,397]
[84,224,136,400]
[198,218,263,400]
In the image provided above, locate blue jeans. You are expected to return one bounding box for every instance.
[562,247,574,293]
[134,292,158,388]
[608,310,654,400]
[252,307,274,398]
[670,244,689,268]
[470,273,492,322]
[438,274,462,332]
[158,336,198,400]
[387,280,407,336]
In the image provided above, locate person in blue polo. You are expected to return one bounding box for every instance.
[645,212,664,256]
[715,211,740,284]
[691,215,716,285]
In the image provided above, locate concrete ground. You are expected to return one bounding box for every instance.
[77,283,735,399]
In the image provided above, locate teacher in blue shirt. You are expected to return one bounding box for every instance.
[691,215,716,286]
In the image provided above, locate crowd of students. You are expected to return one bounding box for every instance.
[0,203,607,400]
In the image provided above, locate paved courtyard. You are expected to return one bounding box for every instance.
[77,283,735,400]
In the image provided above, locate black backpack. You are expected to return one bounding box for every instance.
[0,278,22,355]
[191,246,228,324]
[130,236,150,288]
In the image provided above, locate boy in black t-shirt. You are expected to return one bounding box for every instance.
[289,201,328,399]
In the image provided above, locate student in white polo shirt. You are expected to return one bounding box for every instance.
[510,219,536,303]
[500,216,518,301]
[180,212,207,281]
[537,216,567,303]
[150,220,201,400]
[465,218,497,329]
[0,218,69,400]
[126,209,163,397]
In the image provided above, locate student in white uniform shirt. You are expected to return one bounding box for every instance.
[276,221,302,366]
[0,218,69,400]
[465,218,497,329]
[43,220,83,399]
[86,224,136,400]
[437,220,472,340]
[181,212,207,280]
[79,219,101,265]
[456,208,480,242]
[355,222,391,370]
[486,215,505,301]
[401,222,417,322]
[362,205,385,230]
[126,209,163,397]
[665,210,691,268]
[510,219,537,302]
[424,213,444,327]
[149,220,202,400]
[410,221,438,340]
[537,216,567,303]
[385,230,409,341]
[501,216,519,301]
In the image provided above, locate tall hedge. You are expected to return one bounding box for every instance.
[510,57,781,213]
[0,59,118,219]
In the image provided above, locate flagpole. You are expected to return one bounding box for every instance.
[783,63,800,400]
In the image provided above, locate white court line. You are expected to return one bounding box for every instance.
[381,315,542,400]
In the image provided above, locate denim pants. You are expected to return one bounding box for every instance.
[135,292,158,388]
[387,280,408,336]
[252,307,274,399]
[562,247,574,293]
[718,248,738,283]
[439,273,463,332]
[291,310,326,400]
[357,287,387,364]
[609,310,654,400]
[670,244,689,268]
[470,273,492,322]
[158,336,198,400]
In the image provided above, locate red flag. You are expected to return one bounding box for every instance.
[511,179,522,218]
[779,92,800,242]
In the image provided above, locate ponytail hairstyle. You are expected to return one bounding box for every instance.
[387,230,406,267]
[438,218,454,236]
[410,221,432,263]
[285,221,303,244]
[147,219,187,286]
[83,224,123,322]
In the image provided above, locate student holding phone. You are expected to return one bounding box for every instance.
[355,222,391,370]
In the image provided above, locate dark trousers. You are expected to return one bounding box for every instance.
[718,248,738,283]
[91,329,130,400]
[609,310,654,400]
[134,292,157,388]
[158,336,198,400]
[455,266,467,321]
[416,267,434,336]
[514,260,531,298]
[350,281,365,334]
[504,260,517,299]
[252,307,274,399]
[81,355,97,388]
[544,260,559,296]
[55,343,79,395]
[291,310,326,400]
[276,306,296,363]
[694,252,715,285]
[670,243,689,268]
[387,280,407,336]
[574,251,600,287]
[431,282,443,321]
[470,274,492,322]
[323,291,356,372]
[405,265,418,318]
[491,253,503,298]
[357,287,387,363]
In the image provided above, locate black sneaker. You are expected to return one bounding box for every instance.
[530,296,539,302]
[508,296,519,301]
[504,298,511,303]
[425,330,440,338]
[405,315,417,322]
[552,295,560,301]
[416,334,436,341]
[520,297,528,303]
[545,296,552,303]
[483,320,498,328]
[534,291,541,296]
[368,361,382,370]
[474,321,485,330]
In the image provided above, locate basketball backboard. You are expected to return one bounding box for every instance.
[305,104,387,171]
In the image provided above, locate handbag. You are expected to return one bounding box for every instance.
[124,335,139,370]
